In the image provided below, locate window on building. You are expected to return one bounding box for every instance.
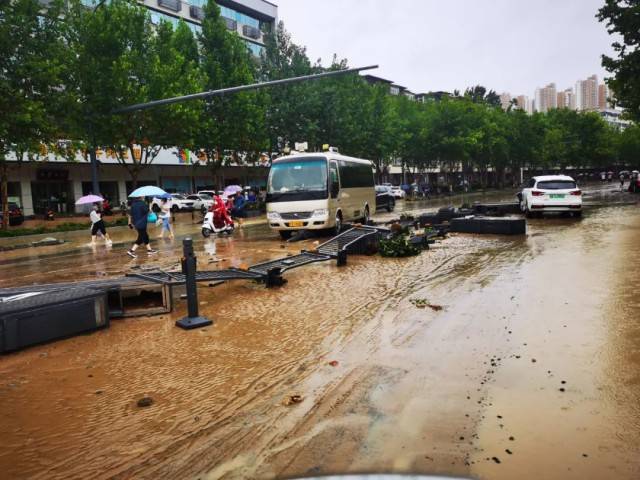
[186,21,201,35]
[150,11,180,28]
[244,40,264,57]
[219,5,260,29]
[149,11,201,35]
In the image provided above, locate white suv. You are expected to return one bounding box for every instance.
[391,186,406,199]
[518,175,582,218]
[150,194,195,213]
[188,193,215,212]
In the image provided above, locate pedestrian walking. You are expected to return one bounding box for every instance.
[157,198,174,239]
[127,196,157,258]
[90,204,112,246]
[230,193,246,225]
[620,173,625,191]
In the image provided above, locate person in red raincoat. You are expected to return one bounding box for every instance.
[209,194,233,228]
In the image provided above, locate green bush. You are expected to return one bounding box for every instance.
[379,236,421,258]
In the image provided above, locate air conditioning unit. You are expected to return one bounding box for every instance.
[242,25,261,40]
[189,5,204,20]
[158,0,181,13]
[223,17,237,31]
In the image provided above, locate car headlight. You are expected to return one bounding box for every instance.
[267,212,281,220]
[311,209,329,217]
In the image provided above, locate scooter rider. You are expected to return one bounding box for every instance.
[202,194,235,237]
[210,194,233,226]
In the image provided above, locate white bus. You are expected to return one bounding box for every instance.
[266,153,376,239]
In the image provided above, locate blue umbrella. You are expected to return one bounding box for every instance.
[128,186,167,198]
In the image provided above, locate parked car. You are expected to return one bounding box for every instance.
[185,194,203,211]
[0,202,25,226]
[375,185,395,212]
[517,175,582,217]
[189,193,215,212]
[391,186,406,199]
[197,190,217,198]
[151,194,195,213]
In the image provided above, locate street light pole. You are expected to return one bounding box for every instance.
[113,65,379,114]
[90,145,99,195]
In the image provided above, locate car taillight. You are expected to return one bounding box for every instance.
[570,190,582,196]
[532,191,544,196]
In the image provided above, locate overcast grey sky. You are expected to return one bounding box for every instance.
[273,0,615,97]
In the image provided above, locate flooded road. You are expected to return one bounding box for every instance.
[1,186,639,479]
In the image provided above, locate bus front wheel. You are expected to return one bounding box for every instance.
[331,212,343,236]
[362,206,370,225]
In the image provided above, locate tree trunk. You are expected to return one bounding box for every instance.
[1,160,8,230]
[130,168,139,190]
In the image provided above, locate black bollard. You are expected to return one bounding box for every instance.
[336,250,347,267]
[175,238,213,330]
[265,267,287,288]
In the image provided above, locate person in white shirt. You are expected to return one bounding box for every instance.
[90,204,112,246]
[157,198,174,239]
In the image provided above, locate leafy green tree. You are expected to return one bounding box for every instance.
[615,124,640,165]
[464,85,501,107]
[597,0,640,122]
[260,21,328,153]
[363,85,401,180]
[504,109,544,184]
[197,0,266,183]
[67,0,202,188]
[0,0,69,228]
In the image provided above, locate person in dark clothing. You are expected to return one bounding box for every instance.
[127,196,157,258]
[230,193,246,225]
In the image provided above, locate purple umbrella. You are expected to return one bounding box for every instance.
[224,185,243,196]
[75,194,104,205]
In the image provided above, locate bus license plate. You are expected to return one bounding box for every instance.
[289,220,304,227]
[550,194,565,199]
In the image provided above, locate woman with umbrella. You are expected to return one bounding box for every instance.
[90,203,112,246]
[126,186,165,258]
[76,194,112,246]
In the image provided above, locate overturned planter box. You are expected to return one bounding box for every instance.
[0,288,109,353]
[472,202,522,216]
[450,216,526,235]
[418,207,473,227]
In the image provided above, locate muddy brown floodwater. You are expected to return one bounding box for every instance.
[1,186,639,480]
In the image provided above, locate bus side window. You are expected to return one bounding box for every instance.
[330,162,339,198]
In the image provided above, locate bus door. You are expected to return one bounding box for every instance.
[329,160,340,215]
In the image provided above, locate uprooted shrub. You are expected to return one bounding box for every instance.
[379,236,421,257]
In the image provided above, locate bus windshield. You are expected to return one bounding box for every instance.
[267,158,328,201]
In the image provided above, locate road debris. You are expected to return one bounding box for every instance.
[410,298,444,311]
[136,396,154,408]
[283,394,304,406]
